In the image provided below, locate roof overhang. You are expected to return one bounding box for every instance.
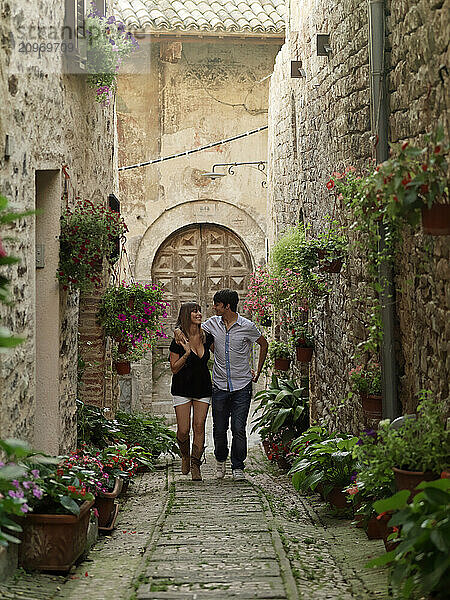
[130,29,285,44]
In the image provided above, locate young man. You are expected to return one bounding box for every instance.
[177,289,268,480]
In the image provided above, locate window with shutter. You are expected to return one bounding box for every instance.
[94,0,106,16]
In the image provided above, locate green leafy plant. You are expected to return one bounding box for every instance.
[85,2,139,105]
[349,361,382,395]
[268,340,291,360]
[379,391,449,474]
[367,479,450,599]
[58,198,128,292]
[251,375,309,445]
[289,429,359,497]
[290,323,314,348]
[114,412,177,459]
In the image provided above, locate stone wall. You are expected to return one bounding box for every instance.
[0,0,117,452]
[268,0,449,432]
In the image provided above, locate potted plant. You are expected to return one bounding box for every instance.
[58,198,127,293]
[99,280,168,344]
[291,324,314,362]
[85,3,139,105]
[349,361,382,423]
[314,221,348,273]
[367,479,450,599]
[380,392,449,496]
[290,429,359,508]
[16,453,99,571]
[268,340,291,371]
[251,375,309,458]
[347,428,396,539]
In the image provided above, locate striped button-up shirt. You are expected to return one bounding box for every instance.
[202,314,262,392]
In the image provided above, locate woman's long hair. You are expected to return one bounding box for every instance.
[176,302,205,342]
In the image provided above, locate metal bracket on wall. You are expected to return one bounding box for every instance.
[36,244,45,268]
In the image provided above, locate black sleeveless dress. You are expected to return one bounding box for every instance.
[169,333,214,398]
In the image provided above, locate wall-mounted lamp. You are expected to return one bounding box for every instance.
[317,34,332,56]
[291,60,306,78]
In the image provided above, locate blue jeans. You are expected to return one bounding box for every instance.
[212,382,252,471]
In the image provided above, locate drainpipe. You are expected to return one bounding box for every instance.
[368,0,399,420]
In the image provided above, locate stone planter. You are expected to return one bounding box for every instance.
[421,203,450,235]
[274,357,290,371]
[18,500,93,572]
[392,467,435,498]
[114,360,131,375]
[326,485,350,509]
[295,346,313,362]
[94,478,123,530]
[360,393,382,421]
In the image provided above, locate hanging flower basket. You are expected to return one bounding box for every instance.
[114,360,131,375]
[421,203,450,235]
[296,346,314,362]
[274,357,290,371]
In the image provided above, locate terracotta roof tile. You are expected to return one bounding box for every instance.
[113,0,285,34]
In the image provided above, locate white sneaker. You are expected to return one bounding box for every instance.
[232,469,245,481]
[216,460,226,479]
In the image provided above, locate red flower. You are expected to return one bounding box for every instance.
[422,164,428,171]
[326,179,335,190]
[401,141,409,150]
[0,236,6,258]
[67,485,77,493]
[420,184,429,195]
[434,145,441,154]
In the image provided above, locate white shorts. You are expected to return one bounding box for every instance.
[172,396,212,407]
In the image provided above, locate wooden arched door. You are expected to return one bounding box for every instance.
[151,224,253,333]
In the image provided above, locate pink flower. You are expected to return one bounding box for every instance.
[118,314,126,322]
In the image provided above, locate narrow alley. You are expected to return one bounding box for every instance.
[0,447,388,600]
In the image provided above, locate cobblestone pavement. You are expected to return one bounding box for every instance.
[0,447,388,600]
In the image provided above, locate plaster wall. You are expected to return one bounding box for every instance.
[268,0,449,432]
[0,0,117,452]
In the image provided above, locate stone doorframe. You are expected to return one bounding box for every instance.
[124,199,267,413]
[134,199,267,278]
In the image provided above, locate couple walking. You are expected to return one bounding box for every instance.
[169,289,268,481]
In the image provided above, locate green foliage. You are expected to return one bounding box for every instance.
[251,375,309,445]
[270,224,306,273]
[268,340,291,360]
[367,479,450,599]
[291,323,314,348]
[114,411,177,459]
[58,198,128,293]
[348,361,382,395]
[289,428,359,497]
[379,392,449,473]
[76,400,121,448]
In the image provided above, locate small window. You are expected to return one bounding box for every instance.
[63,0,86,65]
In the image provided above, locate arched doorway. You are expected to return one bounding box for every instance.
[152,223,253,330]
[149,223,254,416]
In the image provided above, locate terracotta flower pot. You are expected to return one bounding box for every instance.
[326,485,350,509]
[365,515,385,539]
[296,346,313,362]
[274,357,290,371]
[392,467,436,498]
[441,471,450,479]
[114,360,131,375]
[262,440,271,459]
[360,393,382,421]
[18,500,93,571]
[421,203,450,235]
[94,478,123,529]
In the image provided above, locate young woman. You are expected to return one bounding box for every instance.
[169,302,214,481]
